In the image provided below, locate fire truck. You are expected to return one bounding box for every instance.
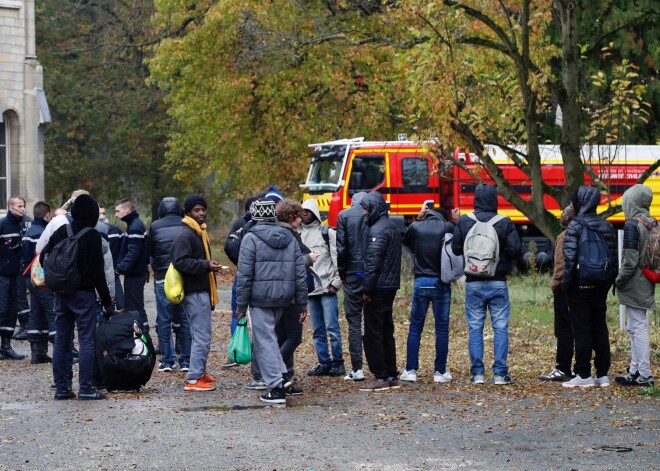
[301,137,660,266]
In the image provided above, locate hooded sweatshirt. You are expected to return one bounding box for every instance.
[616,184,657,310]
[336,191,368,280]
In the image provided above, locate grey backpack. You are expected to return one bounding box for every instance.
[441,232,464,283]
[463,213,505,278]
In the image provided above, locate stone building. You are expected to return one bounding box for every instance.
[0,0,49,213]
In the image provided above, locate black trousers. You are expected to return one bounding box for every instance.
[343,274,364,371]
[124,273,148,333]
[567,285,611,378]
[553,291,573,376]
[363,290,397,380]
[275,305,303,374]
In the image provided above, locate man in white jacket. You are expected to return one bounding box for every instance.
[300,199,345,377]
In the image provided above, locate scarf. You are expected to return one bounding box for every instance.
[182,216,219,306]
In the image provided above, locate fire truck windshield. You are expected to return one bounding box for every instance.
[305,144,347,190]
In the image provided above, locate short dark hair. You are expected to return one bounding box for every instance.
[33,201,51,219]
[275,199,304,223]
[114,198,134,211]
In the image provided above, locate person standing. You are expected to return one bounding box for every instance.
[358,192,402,392]
[301,198,345,377]
[451,183,521,385]
[336,191,368,382]
[148,197,191,372]
[400,205,456,383]
[540,205,575,382]
[615,184,656,387]
[102,205,125,310]
[561,186,617,388]
[170,195,221,391]
[236,198,308,404]
[42,194,113,400]
[0,197,27,360]
[13,196,32,341]
[114,199,149,333]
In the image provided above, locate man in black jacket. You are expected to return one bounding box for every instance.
[452,184,521,386]
[0,197,27,360]
[148,197,191,372]
[400,206,456,384]
[43,194,113,400]
[561,186,617,388]
[115,199,149,333]
[336,191,368,381]
[358,192,402,392]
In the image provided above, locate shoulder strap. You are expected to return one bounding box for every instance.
[485,214,506,227]
[467,213,477,222]
[73,227,93,240]
[635,217,654,230]
[65,224,74,238]
[322,225,330,247]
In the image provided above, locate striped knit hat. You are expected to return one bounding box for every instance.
[250,198,276,222]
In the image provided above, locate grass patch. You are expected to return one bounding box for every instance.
[639,385,660,397]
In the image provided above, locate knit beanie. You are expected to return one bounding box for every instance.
[184,194,207,214]
[71,194,99,228]
[250,198,276,222]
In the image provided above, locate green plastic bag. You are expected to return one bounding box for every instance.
[227,319,252,364]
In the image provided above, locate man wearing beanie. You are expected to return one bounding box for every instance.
[236,198,308,404]
[171,194,222,391]
[42,194,113,400]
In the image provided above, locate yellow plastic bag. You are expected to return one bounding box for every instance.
[164,263,184,304]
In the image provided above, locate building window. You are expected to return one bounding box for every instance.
[0,122,7,209]
[402,157,429,186]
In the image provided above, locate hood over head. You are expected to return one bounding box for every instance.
[351,192,368,207]
[360,192,388,226]
[158,197,182,218]
[301,198,322,223]
[249,223,294,249]
[622,184,653,220]
[71,194,99,228]
[571,186,600,216]
[474,184,498,212]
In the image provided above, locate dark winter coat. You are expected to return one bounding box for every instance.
[452,184,521,282]
[336,191,368,280]
[21,217,48,270]
[170,225,214,295]
[235,222,308,313]
[0,211,23,277]
[224,219,257,266]
[148,198,183,281]
[116,211,148,276]
[404,210,455,278]
[561,186,617,291]
[360,192,402,293]
[107,223,123,268]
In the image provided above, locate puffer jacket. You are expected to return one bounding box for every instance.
[236,222,307,312]
[300,198,342,295]
[616,184,656,310]
[451,184,521,282]
[404,210,455,278]
[148,198,183,281]
[361,192,402,293]
[336,191,368,280]
[0,211,23,277]
[116,211,149,276]
[562,186,618,290]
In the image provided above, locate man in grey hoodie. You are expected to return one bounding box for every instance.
[615,184,656,387]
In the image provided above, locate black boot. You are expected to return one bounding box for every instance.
[12,327,28,341]
[31,341,52,364]
[0,335,25,360]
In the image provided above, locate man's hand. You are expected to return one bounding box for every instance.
[362,293,372,304]
[209,260,222,272]
[327,285,338,295]
[299,311,308,323]
[309,251,320,263]
[417,207,429,221]
[237,311,246,319]
[451,208,460,222]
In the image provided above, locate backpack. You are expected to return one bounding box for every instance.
[635,217,660,283]
[575,217,612,284]
[441,232,464,283]
[463,213,505,277]
[43,225,92,294]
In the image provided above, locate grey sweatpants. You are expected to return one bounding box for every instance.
[625,306,652,378]
[181,291,212,381]
[251,306,287,390]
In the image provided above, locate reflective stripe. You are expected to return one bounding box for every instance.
[172,323,181,328]
[0,233,20,238]
[0,326,15,331]
[49,331,56,336]
[26,329,41,334]
[108,234,123,239]
[18,309,30,315]
[155,280,165,285]
[23,237,40,243]
[127,233,147,239]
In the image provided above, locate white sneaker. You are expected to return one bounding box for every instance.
[595,375,610,387]
[400,369,417,382]
[562,375,595,388]
[434,371,453,383]
[343,369,365,381]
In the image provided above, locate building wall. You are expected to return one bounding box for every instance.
[0,0,47,215]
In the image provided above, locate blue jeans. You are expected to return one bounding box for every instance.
[405,277,451,373]
[309,293,344,367]
[155,281,191,366]
[465,281,510,376]
[230,276,238,335]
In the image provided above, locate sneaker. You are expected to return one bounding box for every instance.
[286,387,303,396]
[539,368,569,382]
[400,369,417,382]
[54,389,76,400]
[434,371,453,383]
[307,364,331,377]
[389,379,401,389]
[245,379,268,390]
[260,386,286,404]
[328,364,346,377]
[184,379,216,391]
[562,375,595,388]
[78,391,107,400]
[344,369,365,381]
[158,362,173,372]
[179,363,190,372]
[201,373,216,383]
[615,370,639,386]
[595,375,610,388]
[359,378,391,392]
[493,374,514,385]
[222,359,239,368]
[635,375,655,387]
[470,374,485,385]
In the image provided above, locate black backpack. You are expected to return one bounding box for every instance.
[43,225,92,294]
[575,217,612,284]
